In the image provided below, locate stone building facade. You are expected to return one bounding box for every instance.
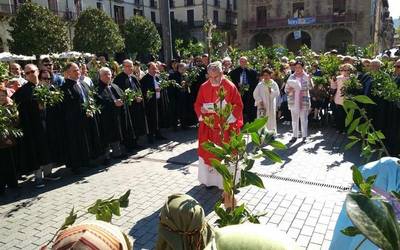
[0,0,237,53]
[237,0,395,53]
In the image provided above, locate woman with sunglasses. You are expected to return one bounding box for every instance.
[330,63,354,134]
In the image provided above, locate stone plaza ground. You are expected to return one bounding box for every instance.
[0,124,363,249]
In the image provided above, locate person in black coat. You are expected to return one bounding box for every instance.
[113,60,146,150]
[140,62,166,144]
[12,64,50,187]
[170,62,192,129]
[229,56,258,123]
[61,63,98,173]
[97,67,124,163]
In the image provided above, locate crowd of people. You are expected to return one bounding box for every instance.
[1,50,400,195]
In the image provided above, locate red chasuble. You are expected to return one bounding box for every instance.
[194,78,243,165]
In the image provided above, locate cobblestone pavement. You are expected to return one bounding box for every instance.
[0,123,363,249]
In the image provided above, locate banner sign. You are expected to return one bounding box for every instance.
[288,17,316,26]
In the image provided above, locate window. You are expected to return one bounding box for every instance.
[233,0,237,10]
[114,5,125,25]
[151,11,156,23]
[134,8,143,16]
[213,10,219,25]
[150,0,157,8]
[169,0,175,8]
[96,2,103,10]
[256,6,267,23]
[333,0,346,16]
[214,0,220,7]
[170,11,175,21]
[227,0,231,9]
[48,0,58,12]
[187,9,194,26]
[134,0,141,5]
[186,0,194,6]
[292,2,304,18]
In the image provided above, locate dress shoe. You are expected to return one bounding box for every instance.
[289,137,297,143]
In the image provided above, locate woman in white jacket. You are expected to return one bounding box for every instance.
[253,68,280,134]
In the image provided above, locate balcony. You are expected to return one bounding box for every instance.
[246,13,357,31]
[0,4,77,20]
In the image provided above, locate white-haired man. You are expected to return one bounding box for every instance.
[97,67,125,164]
[194,61,243,208]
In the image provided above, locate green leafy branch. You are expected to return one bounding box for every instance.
[82,87,101,117]
[121,88,142,106]
[343,95,389,161]
[202,86,286,227]
[0,103,22,140]
[33,84,64,108]
[45,190,131,247]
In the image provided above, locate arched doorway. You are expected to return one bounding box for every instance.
[250,33,273,49]
[325,28,353,53]
[286,31,311,53]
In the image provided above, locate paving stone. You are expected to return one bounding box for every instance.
[297,235,311,247]
[311,232,325,245]
[300,225,314,236]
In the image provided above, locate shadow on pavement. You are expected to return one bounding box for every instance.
[129,184,221,250]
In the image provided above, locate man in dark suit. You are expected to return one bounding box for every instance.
[113,60,147,150]
[229,56,258,123]
[140,62,166,144]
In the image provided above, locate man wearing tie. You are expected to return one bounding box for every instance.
[61,63,94,173]
[229,56,258,123]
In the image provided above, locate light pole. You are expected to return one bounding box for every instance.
[159,0,173,62]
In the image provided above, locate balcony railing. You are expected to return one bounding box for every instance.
[0,4,77,20]
[246,13,357,30]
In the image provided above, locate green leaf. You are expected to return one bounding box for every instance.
[351,166,364,188]
[367,134,377,145]
[366,175,377,185]
[202,142,226,159]
[240,170,264,188]
[343,99,359,110]
[357,122,369,136]
[242,117,267,133]
[210,159,232,181]
[250,132,261,146]
[347,117,360,135]
[345,193,400,250]
[269,140,287,150]
[244,158,255,171]
[261,149,283,163]
[345,109,355,127]
[375,131,386,140]
[108,200,121,216]
[96,206,112,222]
[391,191,400,200]
[118,190,131,208]
[61,207,77,230]
[341,226,361,237]
[353,95,376,105]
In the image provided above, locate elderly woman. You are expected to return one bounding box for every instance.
[194,61,243,199]
[330,63,354,133]
[285,61,313,143]
[253,67,280,135]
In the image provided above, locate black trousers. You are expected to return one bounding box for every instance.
[334,104,346,132]
[0,146,18,193]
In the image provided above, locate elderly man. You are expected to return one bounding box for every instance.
[222,57,232,75]
[114,60,146,150]
[194,61,243,206]
[140,62,167,143]
[12,64,51,188]
[61,63,96,173]
[41,57,64,87]
[229,56,258,123]
[9,63,27,87]
[97,67,124,164]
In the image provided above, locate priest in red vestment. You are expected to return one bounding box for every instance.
[194,61,243,189]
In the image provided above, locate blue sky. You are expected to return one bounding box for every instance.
[389,0,400,18]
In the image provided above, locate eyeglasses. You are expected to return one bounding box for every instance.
[44,64,53,67]
[25,70,36,75]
